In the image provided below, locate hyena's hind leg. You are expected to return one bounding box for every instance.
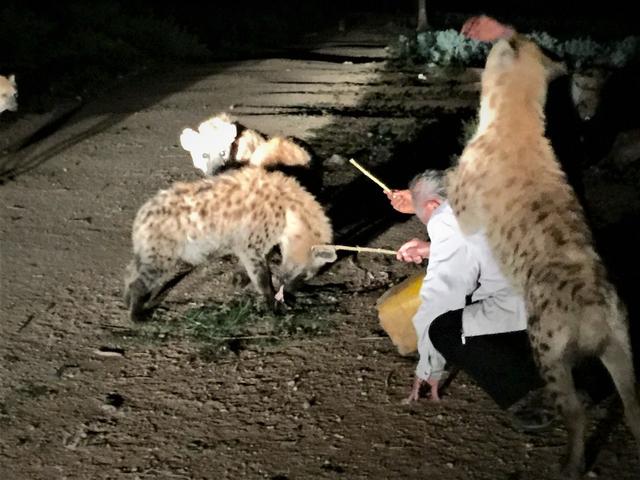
[599,335,640,455]
[235,249,277,311]
[538,353,587,478]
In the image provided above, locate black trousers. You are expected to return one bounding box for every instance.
[429,309,613,409]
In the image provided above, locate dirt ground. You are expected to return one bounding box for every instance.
[2,18,640,480]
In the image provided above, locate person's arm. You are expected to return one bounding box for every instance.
[412,217,479,389]
[397,238,430,264]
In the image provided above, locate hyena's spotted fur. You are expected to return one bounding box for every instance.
[124,167,335,321]
[179,113,321,194]
[0,74,18,114]
[447,36,640,477]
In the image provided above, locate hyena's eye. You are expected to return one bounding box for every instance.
[202,153,210,160]
[219,150,227,158]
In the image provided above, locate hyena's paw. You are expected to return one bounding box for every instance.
[559,451,585,480]
[254,294,287,315]
[559,462,584,480]
[272,298,289,315]
[126,278,153,322]
[130,307,152,323]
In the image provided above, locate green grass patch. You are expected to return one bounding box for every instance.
[113,297,336,361]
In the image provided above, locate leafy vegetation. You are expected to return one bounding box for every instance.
[392,29,639,69]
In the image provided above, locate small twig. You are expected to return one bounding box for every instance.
[358,336,386,341]
[17,314,35,333]
[17,302,55,333]
[314,244,397,255]
[385,369,395,388]
[209,335,282,340]
[349,159,391,192]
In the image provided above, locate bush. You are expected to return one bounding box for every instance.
[392,29,639,69]
[531,32,639,68]
[393,29,489,67]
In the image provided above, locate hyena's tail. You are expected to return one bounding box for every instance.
[123,257,194,322]
[250,137,311,168]
[598,312,640,453]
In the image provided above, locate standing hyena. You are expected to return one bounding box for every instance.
[179,113,321,194]
[447,36,640,477]
[123,167,336,321]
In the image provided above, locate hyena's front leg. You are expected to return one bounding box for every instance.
[235,250,278,311]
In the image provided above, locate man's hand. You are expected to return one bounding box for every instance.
[385,189,415,214]
[402,375,441,404]
[397,238,430,264]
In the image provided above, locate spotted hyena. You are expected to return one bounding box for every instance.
[0,74,18,114]
[447,35,640,477]
[570,68,609,121]
[179,113,321,194]
[123,167,335,321]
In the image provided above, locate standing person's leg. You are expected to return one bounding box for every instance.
[429,310,544,409]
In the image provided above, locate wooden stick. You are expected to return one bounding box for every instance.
[314,244,397,255]
[349,159,391,192]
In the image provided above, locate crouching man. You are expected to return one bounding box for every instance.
[387,169,554,431]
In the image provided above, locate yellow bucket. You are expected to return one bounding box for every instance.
[376,272,424,355]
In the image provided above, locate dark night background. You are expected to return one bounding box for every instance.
[1,1,638,111]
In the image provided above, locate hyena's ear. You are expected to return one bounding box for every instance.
[198,117,237,143]
[311,246,338,267]
[9,74,16,85]
[506,33,524,50]
[542,56,568,81]
[489,38,518,69]
[179,128,200,152]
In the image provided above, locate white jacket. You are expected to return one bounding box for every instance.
[412,202,527,380]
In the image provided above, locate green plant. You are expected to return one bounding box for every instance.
[391,30,489,67]
[392,29,639,70]
[112,298,335,360]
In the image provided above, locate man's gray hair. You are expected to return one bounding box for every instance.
[409,169,447,204]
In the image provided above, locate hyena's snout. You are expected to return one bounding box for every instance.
[279,246,338,290]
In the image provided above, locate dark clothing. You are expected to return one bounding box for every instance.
[429,309,542,408]
[429,309,614,409]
